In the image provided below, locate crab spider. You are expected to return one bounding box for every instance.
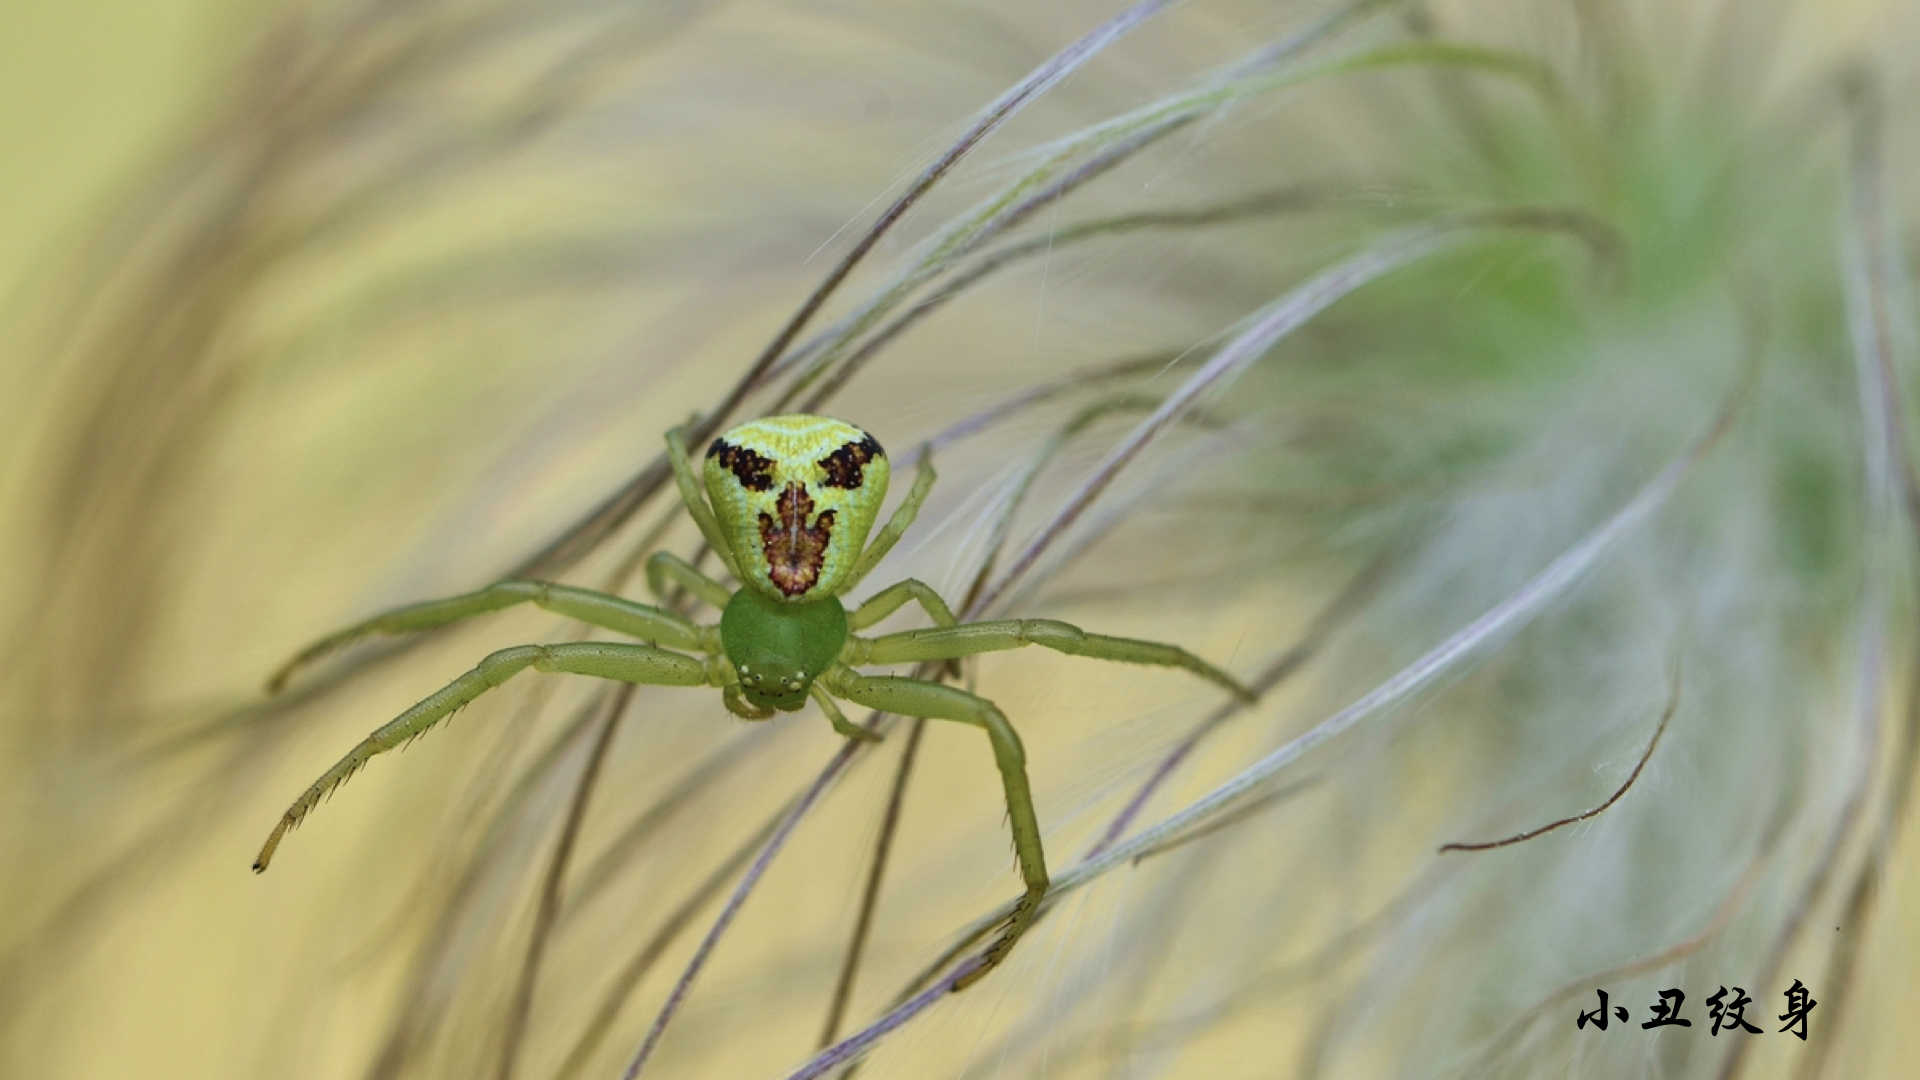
[256,414,1255,987]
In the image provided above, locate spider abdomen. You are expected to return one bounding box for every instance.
[704,415,890,602]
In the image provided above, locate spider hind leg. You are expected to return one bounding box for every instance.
[821,665,1047,986]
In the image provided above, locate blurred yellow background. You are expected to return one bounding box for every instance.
[0,0,243,301]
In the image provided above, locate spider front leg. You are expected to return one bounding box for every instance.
[847,578,957,631]
[848,578,962,680]
[810,685,881,743]
[819,665,1045,988]
[666,421,745,583]
[839,449,937,594]
[255,641,713,871]
[645,550,733,611]
[855,619,1256,703]
[266,580,705,693]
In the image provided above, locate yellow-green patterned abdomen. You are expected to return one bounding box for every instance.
[703,415,890,602]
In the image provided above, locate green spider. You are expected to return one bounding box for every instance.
[255,413,1254,986]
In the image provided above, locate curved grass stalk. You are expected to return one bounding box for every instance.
[776,27,1579,410]
[792,187,1344,414]
[1010,814,1504,1079]
[1008,786,1769,1080]
[495,685,629,1080]
[989,424,1266,615]
[977,207,1620,613]
[516,0,1175,578]
[558,723,783,915]
[1087,555,1387,859]
[1461,825,1781,1076]
[787,366,1749,1078]
[761,123,1179,398]
[817,718,925,1051]
[960,395,1228,613]
[924,352,1184,451]
[1437,668,1680,852]
[618,732,871,1079]
[765,0,1403,404]
[813,390,1235,1056]
[1729,74,1920,1080]
[549,807,788,1080]
[1050,356,1748,899]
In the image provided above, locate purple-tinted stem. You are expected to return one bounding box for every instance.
[788,125,1171,412]
[1086,557,1384,858]
[517,0,1171,577]
[1085,650,1292,861]
[973,223,1460,615]
[782,958,988,1080]
[744,0,1171,395]
[1088,725,1212,862]
[619,738,861,1080]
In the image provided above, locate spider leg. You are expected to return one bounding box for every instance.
[856,620,1256,702]
[846,578,957,631]
[838,449,936,595]
[820,666,1044,988]
[266,581,705,693]
[645,551,733,610]
[810,685,881,743]
[723,683,776,720]
[666,422,745,582]
[254,642,711,871]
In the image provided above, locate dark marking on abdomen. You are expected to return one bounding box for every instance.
[757,482,834,596]
[710,439,775,491]
[818,434,883,490]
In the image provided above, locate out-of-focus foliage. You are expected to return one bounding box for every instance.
[3,2,1919,1079]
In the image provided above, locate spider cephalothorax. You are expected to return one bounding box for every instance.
[257,413,1255,988]
[720,586,847,715]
